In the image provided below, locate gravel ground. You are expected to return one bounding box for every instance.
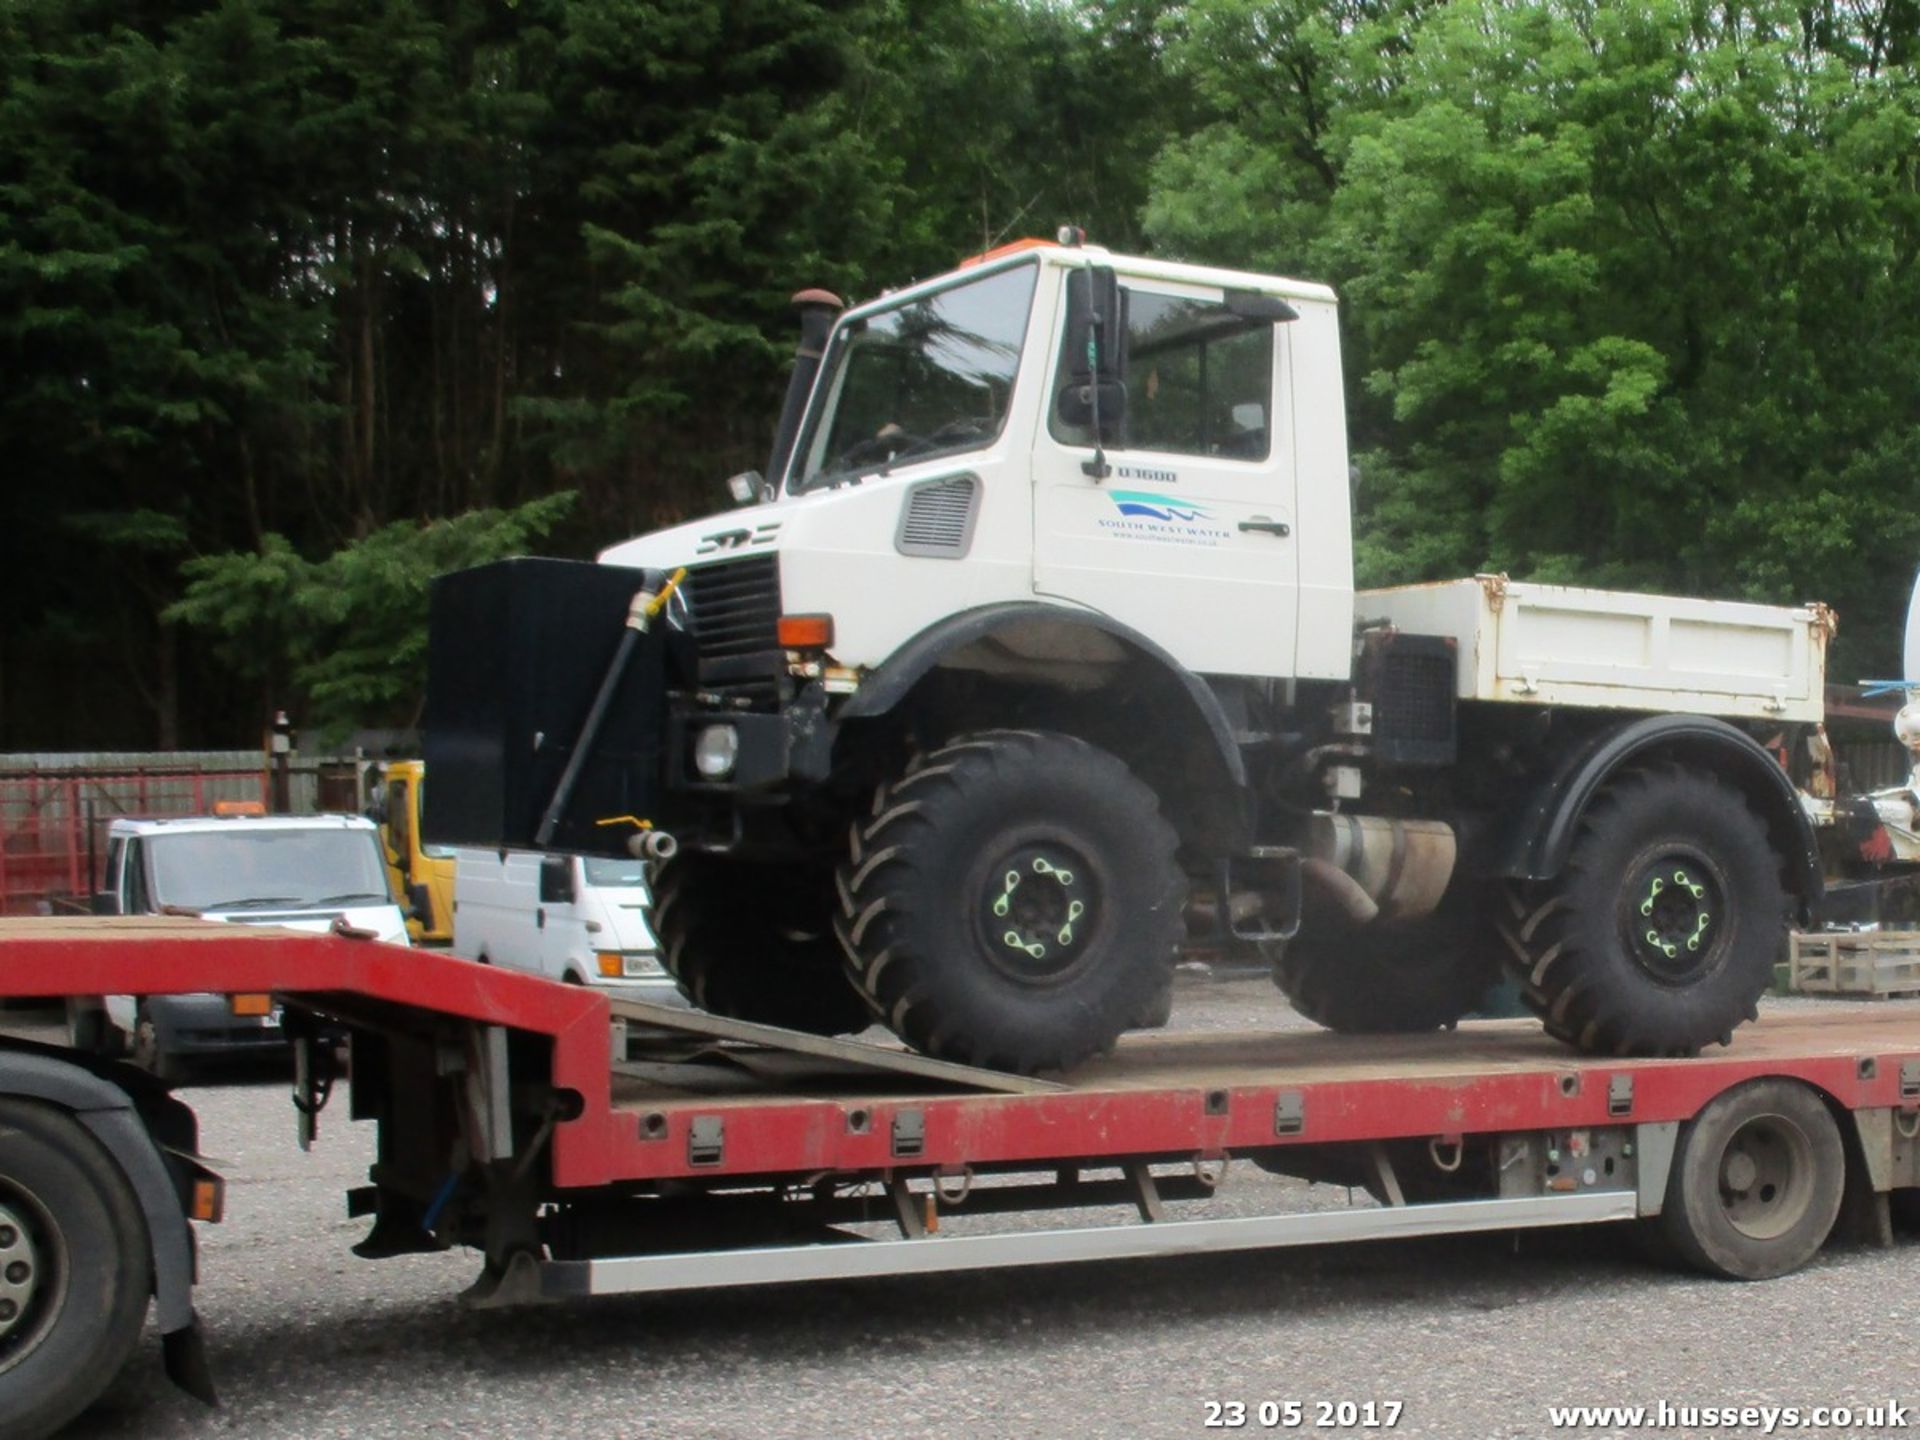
[22,979,1920,1440]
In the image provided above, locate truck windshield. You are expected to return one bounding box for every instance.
[582,857,647,887]
[790,262,1038,490]
[147,829,393,912]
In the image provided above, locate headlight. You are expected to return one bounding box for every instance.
[693,724,740,779]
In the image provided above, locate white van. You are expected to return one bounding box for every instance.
[450,849,677,999]
[74,813,411,1077]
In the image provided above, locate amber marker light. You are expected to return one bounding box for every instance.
[777,614,835,649]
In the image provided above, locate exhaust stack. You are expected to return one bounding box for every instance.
[766,288,844,486]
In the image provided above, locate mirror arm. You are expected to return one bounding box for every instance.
[1082,267,1112,481]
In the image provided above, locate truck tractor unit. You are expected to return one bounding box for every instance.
[424,234,1833,1074]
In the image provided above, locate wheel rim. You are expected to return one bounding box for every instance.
[972,840,1102,984]
[0,1186,63,1374]
[1716,1112,1817,1241]
[1618,846,1728,984]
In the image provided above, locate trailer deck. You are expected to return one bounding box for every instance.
[5,915,1920,1436]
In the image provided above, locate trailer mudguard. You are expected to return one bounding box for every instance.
[1483,714,1823,910]
[834,601,1249,852]
[0,1043,199,1336]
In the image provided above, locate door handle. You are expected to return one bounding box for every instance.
[1239,519,1291,537]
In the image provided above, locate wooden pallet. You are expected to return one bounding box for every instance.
[1789,929,1920,999]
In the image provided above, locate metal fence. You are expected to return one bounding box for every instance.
[0,755,353,915]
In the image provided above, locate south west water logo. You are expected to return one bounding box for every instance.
[1111,490,1210,523]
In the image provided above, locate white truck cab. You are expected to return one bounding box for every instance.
[602,244,1355,684]
[450,849,675,997]
[82,813,408,1076]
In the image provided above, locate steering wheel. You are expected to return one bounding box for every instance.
[830,427,932,471]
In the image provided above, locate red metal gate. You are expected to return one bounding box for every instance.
[0,769,272,915]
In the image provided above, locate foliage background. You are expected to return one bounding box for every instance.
[4,0,1917,744]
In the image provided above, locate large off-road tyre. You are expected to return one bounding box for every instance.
[1496,764,1786,1057]
[0,1098,153,1440]
[648,854,870,1036]
[1273,883,1506,1033]
[1657,1079,1843,1280]
[835,729,1184,1074]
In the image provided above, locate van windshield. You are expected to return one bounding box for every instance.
[582,857,647,888]
[147,829,393,912]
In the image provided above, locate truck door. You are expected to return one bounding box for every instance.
[1031,272,1300,679]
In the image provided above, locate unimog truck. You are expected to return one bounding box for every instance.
[423,234,1831,1074]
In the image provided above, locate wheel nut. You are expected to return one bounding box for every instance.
[0,1300,15,1322]
[0,1226,14,1247]
[4,1262,25,1284]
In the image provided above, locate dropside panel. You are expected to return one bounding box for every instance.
[1358,577,1827,721]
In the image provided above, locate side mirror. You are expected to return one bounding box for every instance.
[1056,379,1128,431]
[725,470,766,507]
[1059,266,1128,444]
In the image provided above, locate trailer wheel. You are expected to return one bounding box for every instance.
[649,854,870,1035]
[1497,765,1784,1056]
[835,729,1183,1073]
[0,1098,153,1440]
[1274,885,1504,1033]
[1658,1079,1843,1280]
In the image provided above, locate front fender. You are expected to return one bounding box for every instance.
[836,602,1249,853]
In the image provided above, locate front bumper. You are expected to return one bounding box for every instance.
[147,993,288,1059]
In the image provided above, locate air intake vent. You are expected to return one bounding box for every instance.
[1366,633,1457,767]
[896,474,980,558]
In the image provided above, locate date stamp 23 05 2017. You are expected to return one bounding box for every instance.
[1202,1400,1404,1430]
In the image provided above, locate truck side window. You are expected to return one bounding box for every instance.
[124,839,152,913]
[1050,287,1274,460]
[386,780,411,859]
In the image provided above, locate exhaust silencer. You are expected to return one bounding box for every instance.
[1304,813,1455,923]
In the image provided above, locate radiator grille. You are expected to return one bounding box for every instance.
[896,474,980,557]
[682,554,782,703]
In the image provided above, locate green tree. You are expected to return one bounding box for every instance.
[1146,0,1920,677]
[166,493,575,735]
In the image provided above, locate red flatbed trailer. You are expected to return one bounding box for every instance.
[2,916,1918,1437]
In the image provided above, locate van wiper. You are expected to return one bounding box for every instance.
[305,892,394,907]
[203,896,306,910]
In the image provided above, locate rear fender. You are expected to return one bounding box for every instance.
[1480,714,1821,915]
